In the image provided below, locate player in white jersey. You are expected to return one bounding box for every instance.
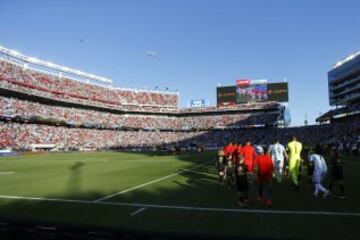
[255,144,264,155]
[308,145,330,198]
[269,140,288,182]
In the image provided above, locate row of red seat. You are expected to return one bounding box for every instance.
[0,60,179,110]
[0,96,280,130]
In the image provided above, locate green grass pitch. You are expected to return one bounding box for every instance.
[0,151,359,239]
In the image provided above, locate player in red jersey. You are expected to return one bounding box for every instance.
[235,142,242,161]
[241,140,257,175]
[254,146,274,207]
[222,142,236,188]
[231,142,242,163]
[223,142,233,160]
[234,155,249,207]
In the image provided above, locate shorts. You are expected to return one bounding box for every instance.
[235,175,249,192]
[257,173,273,183]
[218,163,225,172]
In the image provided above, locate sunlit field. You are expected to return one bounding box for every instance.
[0,151,359,239]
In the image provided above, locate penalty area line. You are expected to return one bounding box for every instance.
[0,195,359,217]
[94,161,212,202]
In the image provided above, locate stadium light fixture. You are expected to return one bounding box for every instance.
[0,45,112,85]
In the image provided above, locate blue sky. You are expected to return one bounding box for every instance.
[0,0,359,126]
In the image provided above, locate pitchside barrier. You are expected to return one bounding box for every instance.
[31,144,57,152]
[0,149,18,157]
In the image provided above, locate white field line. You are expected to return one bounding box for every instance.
[0,194,359,217]
[0,171,15,175]
[94,161,212,202]
[130,207,147,216]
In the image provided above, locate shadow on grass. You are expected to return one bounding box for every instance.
[67,162,85,195]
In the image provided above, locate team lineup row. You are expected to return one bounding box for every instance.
[216,139,345,207]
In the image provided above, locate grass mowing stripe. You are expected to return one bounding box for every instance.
[0,194,360,217]
[0,171,15,175]
[94,161,213,202]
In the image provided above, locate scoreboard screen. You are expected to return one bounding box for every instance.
[217,82,288,106]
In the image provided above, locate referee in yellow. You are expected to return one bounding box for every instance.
[287,136,302,190]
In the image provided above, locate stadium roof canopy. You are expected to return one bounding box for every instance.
[316,105,360,123]
[0,45,112,85]
[332,50,360,69]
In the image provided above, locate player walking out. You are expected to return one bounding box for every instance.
[287,136,302,190]
[241,140,257,182]
[269,140,288,182]
[234,156,249,207]
[308,145,330,198]
[223,142,233,160]
[216,150,226,183]
[254,146,274,207]
[222,142,236,188]
[232,142,242,164]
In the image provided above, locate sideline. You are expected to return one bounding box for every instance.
[0,195,359,217]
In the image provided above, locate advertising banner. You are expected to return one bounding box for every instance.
[267,82,289,102]
[191,99,205,108]
[217,86,236,107]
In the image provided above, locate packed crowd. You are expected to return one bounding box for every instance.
[0,115,358,152]
[181,113,279,129]
[0,96,280,130]
[181,101,281,113]
[0,58,358,153]
[0,96,180,129]
[183,117,360,149]
[0,60,284,114]
[0,122,205,150]
[0,60,179,111]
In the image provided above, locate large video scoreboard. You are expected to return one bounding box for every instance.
[217,79,288,106]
